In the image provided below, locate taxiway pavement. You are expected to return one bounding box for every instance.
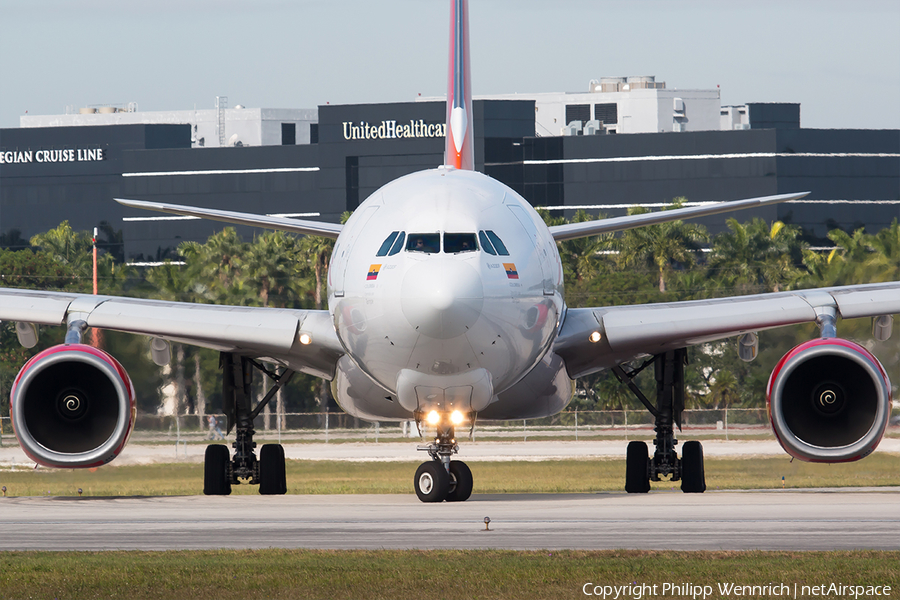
[2,438,898,466]
[0,489,897,551]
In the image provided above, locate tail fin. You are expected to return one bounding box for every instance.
[444,0,474,170]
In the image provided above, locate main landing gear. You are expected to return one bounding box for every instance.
[612,348,706,494]
[413,414,474,503]
[204,353,295,496]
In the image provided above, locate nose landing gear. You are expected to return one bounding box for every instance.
[413,416,474,502]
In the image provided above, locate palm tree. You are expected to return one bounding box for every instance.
[708,218,806,293]
[864,219,900,283]
[29,221,94,285]
[554,210,615,283]
[616,199,708,293]
[705,369,739,410]
[298,234,335,310]
[244,231,306,308]
[802,226,873,287]
[178,228,249,305]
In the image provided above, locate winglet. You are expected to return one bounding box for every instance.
[444,0,474,171]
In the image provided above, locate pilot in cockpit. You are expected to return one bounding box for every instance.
[408,234,439,254]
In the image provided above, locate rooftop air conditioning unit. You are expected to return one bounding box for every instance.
[583,120,603,135]
[564,121,583,136]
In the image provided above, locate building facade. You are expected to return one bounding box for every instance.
[20,102,318,149]
[1,99,897,260]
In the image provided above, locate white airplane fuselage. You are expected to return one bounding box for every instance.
[328,166,572,422]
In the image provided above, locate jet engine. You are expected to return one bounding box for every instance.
[10,344,136,468]
[767,338,890,463]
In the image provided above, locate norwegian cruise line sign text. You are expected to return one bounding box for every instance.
[0,148,105,164]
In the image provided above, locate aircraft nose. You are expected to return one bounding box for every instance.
[400,258,484,339]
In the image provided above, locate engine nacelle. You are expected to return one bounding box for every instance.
[10,344,136,468]
[767,338,891,463]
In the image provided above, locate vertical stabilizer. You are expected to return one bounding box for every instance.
[445,0,474,170]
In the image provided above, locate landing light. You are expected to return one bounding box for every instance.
[450,410,465,425]
[299,333,312,345]
[426,410,441,425]
[589,331,602,343]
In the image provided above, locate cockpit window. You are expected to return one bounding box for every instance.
[478,231,496,255]
[376,231,399,257]
[406,233,440,254]
[388,232,405,256]
[485,230,509,255]
[444,233,478,254]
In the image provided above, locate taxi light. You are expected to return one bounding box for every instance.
[450,410,464,425]
[426,410,441,425]
[589,331,602,343]
[299,333,312,345]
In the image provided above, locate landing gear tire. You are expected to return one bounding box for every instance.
[445,460,473,502]
[259,443,287,495]
[625,441,650,493]
[414,461,449,503]
[680,440,706,493]
[203,444,232,496]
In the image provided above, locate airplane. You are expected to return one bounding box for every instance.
[5,0,896,502]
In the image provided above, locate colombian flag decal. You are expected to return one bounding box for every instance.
[367,264,381,280]
[503,263,518,279]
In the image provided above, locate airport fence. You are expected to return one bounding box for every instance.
[0,408,776,447]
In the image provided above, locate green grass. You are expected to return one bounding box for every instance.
[0,550,897,600]
[0,454,897,497]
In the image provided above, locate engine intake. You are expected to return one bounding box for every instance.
[767,338,890,463]
[10,344,135,468]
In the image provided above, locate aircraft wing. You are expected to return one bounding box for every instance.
[554,282,900,379]
[0,288,343,380]
[548,192,809,242]
[115,198,343,239]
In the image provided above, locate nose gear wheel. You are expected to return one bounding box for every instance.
[414,422,474,502]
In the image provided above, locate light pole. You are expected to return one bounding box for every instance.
[92,227,98,295]
[90,227,99,347]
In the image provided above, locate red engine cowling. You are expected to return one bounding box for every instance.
[10,344,136,468]
[767,338,891,463]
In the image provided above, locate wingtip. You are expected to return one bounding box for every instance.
[783,191,810,201]
[114,197,145,207]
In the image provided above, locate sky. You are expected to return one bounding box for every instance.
[1,0,898,131]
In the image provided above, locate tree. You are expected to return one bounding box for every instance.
[245,230,306,308]
[178,228,249,305]
[298,234,335,310]
[801,226,873,287]
[864,219,900,283]
[29,221,94,277]
[708,218,806,294]
[616,199,708,293]
[0,248,81,291]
